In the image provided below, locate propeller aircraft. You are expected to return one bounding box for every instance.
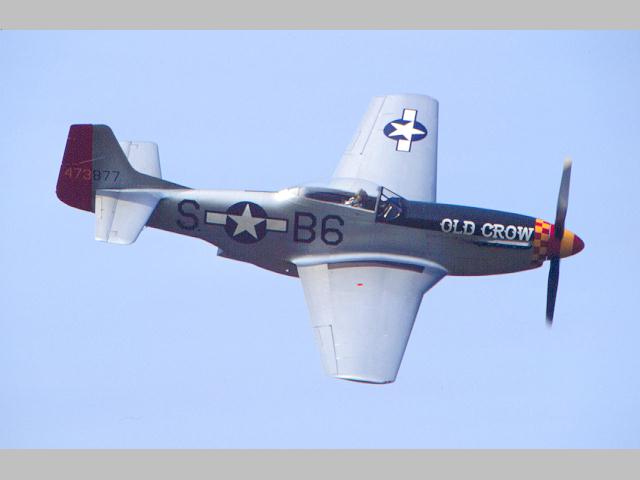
[56,94,584,384]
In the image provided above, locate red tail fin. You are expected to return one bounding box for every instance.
[57,124,186,213]
[56,125,94,212]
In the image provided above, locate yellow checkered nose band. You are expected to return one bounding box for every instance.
[532,219,584,264]
[531,219,552,265]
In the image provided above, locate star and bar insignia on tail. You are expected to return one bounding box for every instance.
[205,202,287,244]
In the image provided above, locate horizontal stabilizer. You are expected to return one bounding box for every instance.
[118,141,162,179]
[56,124,188,244]
[56,125,184,213]
[95,190,162,245]
[94,141,165,244]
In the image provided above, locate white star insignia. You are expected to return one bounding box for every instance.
[228,204,265,239]
[384,109,427,152]
[387,121,425,141]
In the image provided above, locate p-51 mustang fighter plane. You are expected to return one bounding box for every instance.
[56,94,584,384]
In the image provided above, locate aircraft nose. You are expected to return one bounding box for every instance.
[572,234,585,255]
[549,227,584,258]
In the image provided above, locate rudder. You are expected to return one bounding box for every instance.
[56,124,95,211]
[56,124,182,212]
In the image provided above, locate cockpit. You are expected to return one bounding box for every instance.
[376,187,405,221]
[302,187,377,211]
[295,184,406,222]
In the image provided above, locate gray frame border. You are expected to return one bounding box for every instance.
[1,450,640,479]
[2,0,640,28]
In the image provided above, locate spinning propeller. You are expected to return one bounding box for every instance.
[546,158,583,325]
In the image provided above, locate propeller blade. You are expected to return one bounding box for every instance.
[554,157,572,239]
[546,258,560,325]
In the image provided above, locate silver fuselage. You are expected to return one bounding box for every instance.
[147,188,542,277]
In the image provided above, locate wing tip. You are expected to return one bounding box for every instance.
[378,93,439,105]
[333,374,396,385]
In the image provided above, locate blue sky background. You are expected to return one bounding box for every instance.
[1,31,639,447]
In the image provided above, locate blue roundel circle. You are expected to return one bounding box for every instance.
[224,201,268,244]
[383,119,428,143]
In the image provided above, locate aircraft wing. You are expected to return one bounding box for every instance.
[296,257,446,383]
[332,94,439,202]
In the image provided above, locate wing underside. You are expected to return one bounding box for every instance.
[297,259,446,383]
[332,94,439,202]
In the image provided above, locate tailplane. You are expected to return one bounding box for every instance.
[56,124,186,244]
[56,124,182,212]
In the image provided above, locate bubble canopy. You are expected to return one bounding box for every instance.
[276,178,406,218]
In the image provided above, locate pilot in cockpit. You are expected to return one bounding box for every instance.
[345,188,368,208]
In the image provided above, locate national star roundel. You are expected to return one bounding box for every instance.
[383,108,428,152]
[224,201,268,244]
